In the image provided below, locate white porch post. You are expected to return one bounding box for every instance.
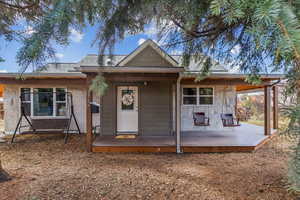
[176,74,182,153]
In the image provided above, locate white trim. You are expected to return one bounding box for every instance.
[182,85,214,106]
[117,86,139,134]
[117,40,178,67]
[20,87,68,119]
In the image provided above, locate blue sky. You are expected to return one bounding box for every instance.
[0,23,161,72]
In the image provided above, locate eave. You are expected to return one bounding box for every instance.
[78,66,184,73]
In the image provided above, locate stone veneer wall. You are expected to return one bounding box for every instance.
[181,85,237,131]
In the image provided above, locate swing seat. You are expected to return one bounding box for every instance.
[221,113,240,127]
[31,119,69,130]
[193,112,210,126]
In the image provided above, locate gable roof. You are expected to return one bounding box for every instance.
[117,39,179,67]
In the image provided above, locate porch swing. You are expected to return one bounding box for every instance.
[192,105,210,126]
[220,86,240,127]
[11,90,81,144]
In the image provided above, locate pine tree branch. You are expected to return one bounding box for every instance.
[0,0,39,10]
[277,20,300,62]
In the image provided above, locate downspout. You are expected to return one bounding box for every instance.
[176,73,183,153]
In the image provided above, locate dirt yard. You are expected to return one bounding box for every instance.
[0,132,298,200]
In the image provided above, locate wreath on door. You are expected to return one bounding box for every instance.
[122,93,134,106]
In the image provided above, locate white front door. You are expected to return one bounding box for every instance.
[117,86,138,134]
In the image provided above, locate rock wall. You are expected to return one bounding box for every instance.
[181,85,236,131]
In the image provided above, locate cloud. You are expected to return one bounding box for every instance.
[24,25,36,35]
[0,69,7,73]
[69,28,84,43]
[55,53,64,59]
[138,38,146,45]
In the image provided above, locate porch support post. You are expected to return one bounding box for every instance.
[272,86,279,129]
[264,86,271,136]
[86,76,93,152]
[176,74,182,153]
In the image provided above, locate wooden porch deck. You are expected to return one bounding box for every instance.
[92,123,277,153]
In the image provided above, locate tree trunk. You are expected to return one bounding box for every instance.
[0,159,10,182]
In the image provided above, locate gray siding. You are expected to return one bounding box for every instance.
[100,81,173,136]
[125,46,173,67]
[139,82,173,136]
[101,82,117,135]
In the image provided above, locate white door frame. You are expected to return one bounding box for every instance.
[117,86,139,134]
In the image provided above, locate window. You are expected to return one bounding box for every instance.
[182,88,197,105]
[20,88,67,117]
[199,88,213,105]
[33,88,54,116]
[182,87,213,105]
[21,88,31,116]
[56,88,67,116]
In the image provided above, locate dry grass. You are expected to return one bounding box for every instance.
[0,132,298,200]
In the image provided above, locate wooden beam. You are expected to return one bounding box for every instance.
[273,86,279,129]
[92,146,176,153]
[86,77,93,152]
[0,85,4,97]
[264,86,271,135]
[103,73,178,82]
[235,94,238,116]
[181,78,270,86]
[236,85,264,92]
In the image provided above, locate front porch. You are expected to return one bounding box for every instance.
[92,123,277,153]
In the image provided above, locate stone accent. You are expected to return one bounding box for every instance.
[181,85,236,131]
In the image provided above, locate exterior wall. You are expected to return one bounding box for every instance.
[139,82,173,136]
[92,92,101,133]
[3,84,87,134]
[3,82,236,134]
[101,81,173,136]
[125,46,173,67]
[181,85,237,131]
[100,82,117,135]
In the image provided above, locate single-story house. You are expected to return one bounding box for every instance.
[0,40,281,153]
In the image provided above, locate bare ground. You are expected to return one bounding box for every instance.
[0,132,299,200]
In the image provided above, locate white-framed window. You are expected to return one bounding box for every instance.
[182,86,214,105]
[20,88,67,118]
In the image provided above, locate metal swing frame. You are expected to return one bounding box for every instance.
[220,87,241,127]
[11,91,81,144]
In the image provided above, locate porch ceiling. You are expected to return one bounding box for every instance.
[0,84,3,97]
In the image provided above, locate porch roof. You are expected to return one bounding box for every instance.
[180,72,284,80]
[0,72,86,79]
[78,66,184,73]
